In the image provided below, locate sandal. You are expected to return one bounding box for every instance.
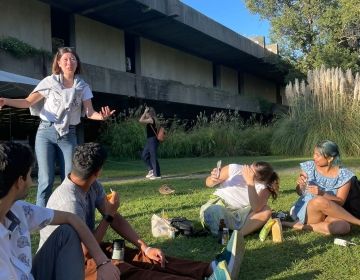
[159,184,175,195]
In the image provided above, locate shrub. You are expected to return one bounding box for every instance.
[101,108,274,158]
[272,66,360,156]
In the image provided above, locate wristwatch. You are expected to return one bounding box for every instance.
[103,214,114,224]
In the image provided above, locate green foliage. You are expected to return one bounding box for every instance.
[272,66,360,156]
[0,36,51,58]
[245,0,360,78]
[100,109,274,158]
[100,117,145,159]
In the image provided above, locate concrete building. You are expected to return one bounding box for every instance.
[0,0,288,142]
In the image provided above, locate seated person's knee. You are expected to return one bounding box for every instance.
[328,221,351,235]
[309,196,329,209]
[202,205,226,235]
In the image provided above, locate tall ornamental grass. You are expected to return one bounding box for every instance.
[272,66,360,156]
[100,108,273,159]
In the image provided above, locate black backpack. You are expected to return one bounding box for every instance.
[343,176,360,219]
[170,217,194,237]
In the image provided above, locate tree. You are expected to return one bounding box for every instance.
[245,0,360,79]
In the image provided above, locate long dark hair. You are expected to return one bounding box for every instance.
[253,161,280,199]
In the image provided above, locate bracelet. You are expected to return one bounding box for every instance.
[144,246,152,256]
[96,259,111,269]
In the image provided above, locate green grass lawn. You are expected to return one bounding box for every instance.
[29,156,360,279]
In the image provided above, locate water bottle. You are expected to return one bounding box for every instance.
[218,219,226,244]
[112,239,125,261]
[222,228,229,245]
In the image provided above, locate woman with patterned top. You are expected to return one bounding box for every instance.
[0,47,115,207]
[283,140,360,235]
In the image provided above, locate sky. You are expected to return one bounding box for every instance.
[180,0,271,43]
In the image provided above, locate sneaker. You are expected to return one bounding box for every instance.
[207,260,231,280]
[145,170,154,178]
[212,230,245,280]
[272,218,284,243]
[149,175,162,180]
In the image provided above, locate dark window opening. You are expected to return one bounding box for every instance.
[238,71,244,95]
[276,84,282,104]
[125,33,136,73]
[51,8,71,53]
[213,63,220,88]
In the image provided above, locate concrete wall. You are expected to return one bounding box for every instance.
[0,0,51,51]
[140,38,212,87]
[75,15,125,71]
[243,73,277,103]
[220,66,238,94]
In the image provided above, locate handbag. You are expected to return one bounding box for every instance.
[170,217,194,237]
[151,124,166,142]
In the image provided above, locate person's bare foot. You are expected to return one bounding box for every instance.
[282,221,304,230]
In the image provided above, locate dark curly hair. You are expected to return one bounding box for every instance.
[72,142,107,179]
[0,142,34,199]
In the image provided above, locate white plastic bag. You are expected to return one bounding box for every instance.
[151,214,177,238]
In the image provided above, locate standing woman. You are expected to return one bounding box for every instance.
[139,106,161,179]
[0,47,115,206]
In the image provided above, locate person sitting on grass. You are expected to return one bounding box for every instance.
[0,141,119,280]
[283,140,360,235]
[200,162,280,237]
[39,142,245,280]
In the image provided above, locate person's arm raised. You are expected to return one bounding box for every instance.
[50,210,120,280]
[296,171,308,196]
[139,107,153,124]
[205,165,229,188]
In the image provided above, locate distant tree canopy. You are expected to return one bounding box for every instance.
[245,0,360,80]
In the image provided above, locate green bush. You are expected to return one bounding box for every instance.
[271,67,360,156]
[100,109,274,158]
[0,36,51,58]
[100,117,145,159]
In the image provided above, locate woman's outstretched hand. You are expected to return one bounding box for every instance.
[100,106,116,120]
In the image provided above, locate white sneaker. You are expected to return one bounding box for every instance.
[149,175,162,180]
[145,170,154,178]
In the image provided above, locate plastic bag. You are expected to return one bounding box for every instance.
[151,214,177,238]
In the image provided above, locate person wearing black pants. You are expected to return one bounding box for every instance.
[139,107,161,179]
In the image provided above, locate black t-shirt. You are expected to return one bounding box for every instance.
[146,118,157,138]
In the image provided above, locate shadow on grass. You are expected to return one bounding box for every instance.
[276,271,321,280]
[239,233,329,280]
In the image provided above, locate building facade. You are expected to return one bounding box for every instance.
[0,0,287,141]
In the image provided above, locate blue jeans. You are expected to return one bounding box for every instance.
[35,121,77,207]
[142,136,161,176]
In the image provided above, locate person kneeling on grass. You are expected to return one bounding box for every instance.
[283,140,360,235]
[0,141,119,280]
[39,142,245,280]
[200,162,280,237]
